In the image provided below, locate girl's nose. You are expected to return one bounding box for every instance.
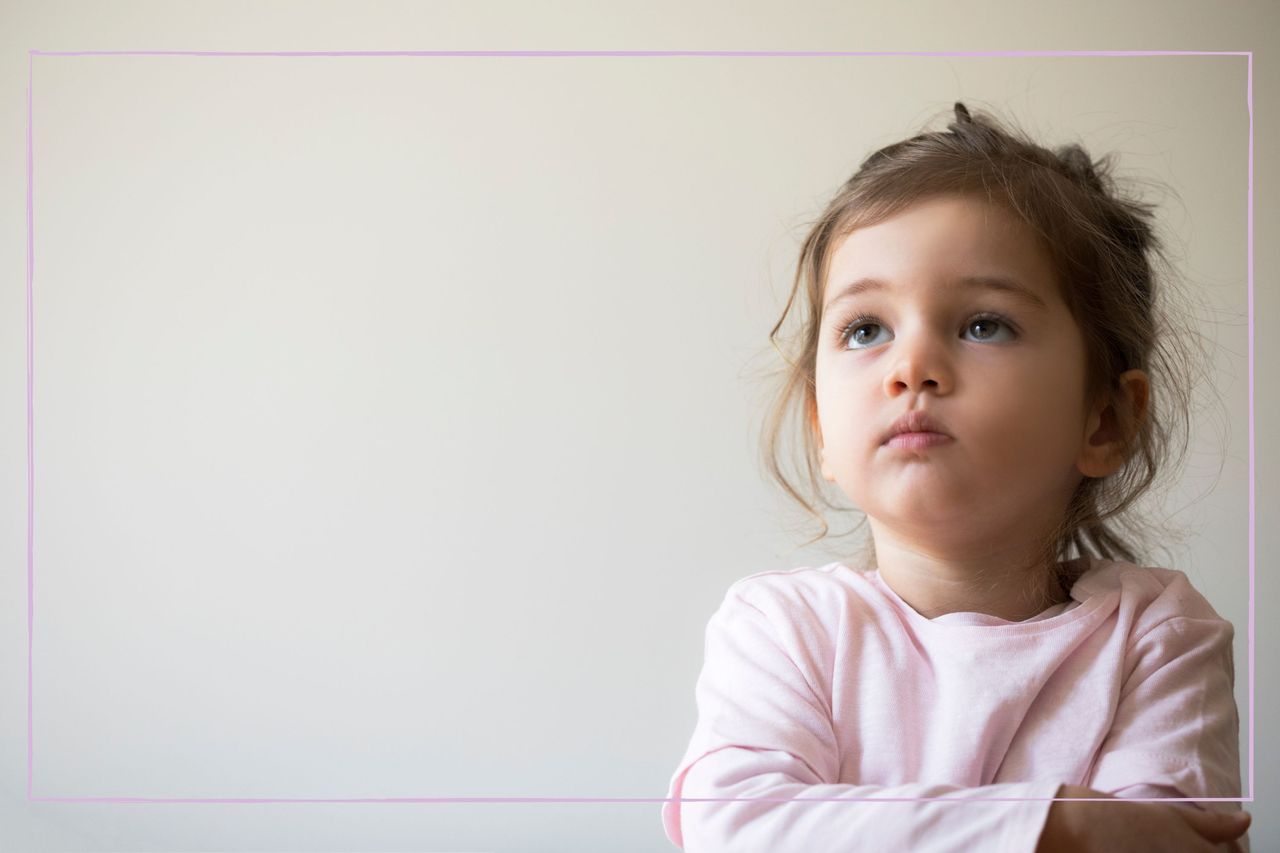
[884,345,951,396]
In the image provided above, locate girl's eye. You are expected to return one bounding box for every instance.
[835,312,1018,349]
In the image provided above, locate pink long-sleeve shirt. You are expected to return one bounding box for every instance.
[663,556,1246,852]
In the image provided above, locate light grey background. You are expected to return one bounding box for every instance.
[0,1,1272,851]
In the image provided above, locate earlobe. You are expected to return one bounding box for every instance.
[1076,406,1115,479]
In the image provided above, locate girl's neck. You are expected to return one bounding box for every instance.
[871,555,1083,622]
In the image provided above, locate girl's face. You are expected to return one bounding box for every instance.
[813,194,1093,550]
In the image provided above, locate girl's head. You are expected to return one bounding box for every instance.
[760,102,1210,594]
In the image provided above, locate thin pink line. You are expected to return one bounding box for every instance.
[25,795,1247,804]
[27,49,1250,57]
[26,46,35,803]
[25,48,1255,807]
[1246,49,1255,802]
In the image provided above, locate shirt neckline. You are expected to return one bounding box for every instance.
[847,556,1116,633]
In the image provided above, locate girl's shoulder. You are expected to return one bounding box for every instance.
[1076,558,1234,637]
[724,561,860,599]
[714,561,875,625]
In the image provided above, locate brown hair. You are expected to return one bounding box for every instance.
[755,101,1221,606]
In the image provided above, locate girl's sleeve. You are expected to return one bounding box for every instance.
[662,588,1062,853]
[1086,615,1248,851]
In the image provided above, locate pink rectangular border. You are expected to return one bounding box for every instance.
[25,49,1254,807]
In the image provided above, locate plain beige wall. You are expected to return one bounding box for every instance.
[0,1,1272,851]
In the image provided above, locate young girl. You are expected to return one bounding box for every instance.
[662,102,1249,852]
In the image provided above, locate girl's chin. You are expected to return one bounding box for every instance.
[862,500,988,528]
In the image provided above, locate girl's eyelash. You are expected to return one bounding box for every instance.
[835,311,1019,347]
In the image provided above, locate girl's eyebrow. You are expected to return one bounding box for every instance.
[823,275,1050,314]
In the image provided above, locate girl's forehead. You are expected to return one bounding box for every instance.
[823,196,1059,302]
[835,195,1034,253]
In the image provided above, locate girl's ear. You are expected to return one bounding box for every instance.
[1077,369,1150,478]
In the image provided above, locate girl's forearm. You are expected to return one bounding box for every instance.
[1035,784,1107,853]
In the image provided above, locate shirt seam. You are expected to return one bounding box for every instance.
[1124,613,1231,657]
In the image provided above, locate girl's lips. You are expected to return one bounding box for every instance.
[883,431,954,450]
